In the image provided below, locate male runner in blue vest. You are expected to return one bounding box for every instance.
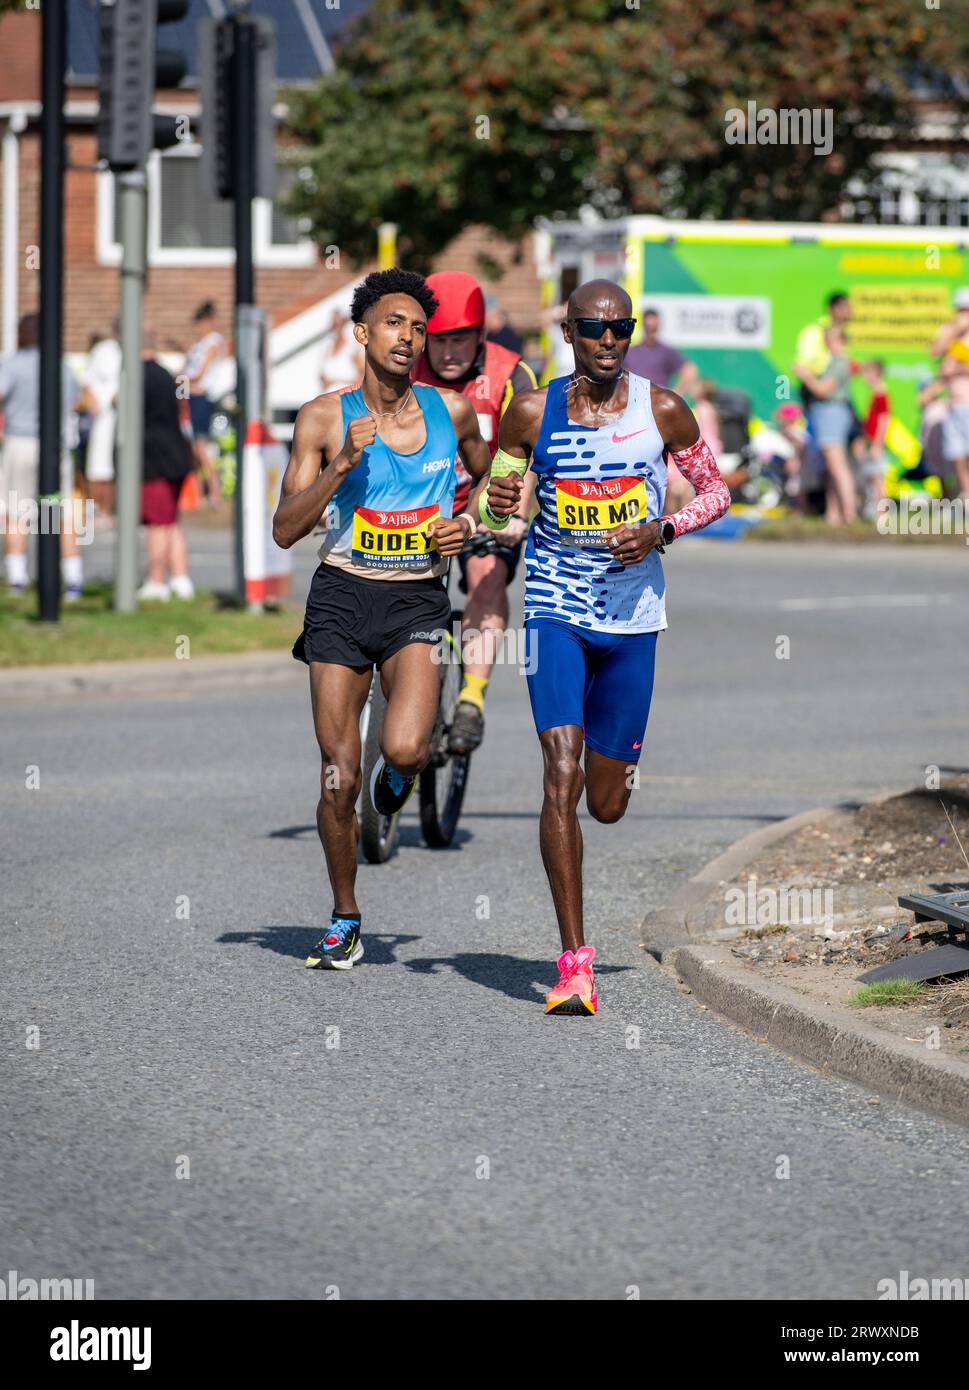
[273,269,497,970]
[485,279,730,1015]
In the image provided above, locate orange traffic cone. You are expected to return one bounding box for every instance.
[180,471,201,511]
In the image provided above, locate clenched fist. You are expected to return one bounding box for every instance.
[486,472,522,518]
[426,515,470,558]
[335,416,377,472]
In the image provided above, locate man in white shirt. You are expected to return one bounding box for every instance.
[318,311,365,394]
[0,313,85,598]
[80,327,121,519]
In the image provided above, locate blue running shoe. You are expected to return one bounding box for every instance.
[369,756,417,816]
[305,917,364,971]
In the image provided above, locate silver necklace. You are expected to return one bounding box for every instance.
[363,386,412,419]
[567,369,628,391]
[567,369,628,418]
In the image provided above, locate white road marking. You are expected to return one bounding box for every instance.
[777,593,954,612]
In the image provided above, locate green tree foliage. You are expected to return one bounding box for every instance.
[283,0,969,266]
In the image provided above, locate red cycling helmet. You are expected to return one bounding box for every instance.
[425,271,486,335]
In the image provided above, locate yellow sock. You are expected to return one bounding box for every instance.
[459,674,489,713]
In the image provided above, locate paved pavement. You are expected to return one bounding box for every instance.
[3,538,968,1299]
[70,517,322,602]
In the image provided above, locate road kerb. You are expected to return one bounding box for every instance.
[0,648,302,703]
[671,943,969,1127]
[640,788,914,960]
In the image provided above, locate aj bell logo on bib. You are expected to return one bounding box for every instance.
[555,477,647,547]
[352,503,439,569]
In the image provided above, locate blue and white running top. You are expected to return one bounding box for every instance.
[317,383,459,581]
[523,373,668,633]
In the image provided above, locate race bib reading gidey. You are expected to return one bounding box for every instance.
[352,503,440,569]
[555,477,647,547]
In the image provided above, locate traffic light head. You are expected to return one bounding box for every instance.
[97,0,190,171]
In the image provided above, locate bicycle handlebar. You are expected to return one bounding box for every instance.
[467,531,501,557]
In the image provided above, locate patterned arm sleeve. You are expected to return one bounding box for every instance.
[662,437,731,538]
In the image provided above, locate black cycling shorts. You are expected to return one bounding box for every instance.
[456,537,524,596]
[292,562,452,669]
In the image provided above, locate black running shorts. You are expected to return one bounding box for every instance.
[292,562,452,669]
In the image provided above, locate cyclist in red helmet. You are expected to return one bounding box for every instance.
[412,271,537,752]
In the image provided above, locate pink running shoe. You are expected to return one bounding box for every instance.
[545,944,598,1016]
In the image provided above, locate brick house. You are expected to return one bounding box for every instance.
[0,0,542,426]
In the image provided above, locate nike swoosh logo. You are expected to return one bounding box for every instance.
[612,427,649,443]
[632,741,642,749]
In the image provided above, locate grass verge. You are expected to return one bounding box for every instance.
[743,514,967,544]
[0,583,299,667]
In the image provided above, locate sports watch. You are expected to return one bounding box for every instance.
[660,517,676,547]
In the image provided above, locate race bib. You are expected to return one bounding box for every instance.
[351,503,440,569]
[555,476,648,547]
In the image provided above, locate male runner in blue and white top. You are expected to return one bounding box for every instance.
[486,279,730,1016]
[273,270,493,971]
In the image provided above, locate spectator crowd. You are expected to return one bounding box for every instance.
[0,299,235,603]
[3,281,969,605]
[534,288,969,525]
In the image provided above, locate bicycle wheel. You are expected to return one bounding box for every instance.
[359,673,402,864]
[420,610,471,848]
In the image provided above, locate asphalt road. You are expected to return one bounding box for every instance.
[3,538,968,1300]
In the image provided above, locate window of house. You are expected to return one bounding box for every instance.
[159,154,235,250]
[98,145,316,267]
[270,166,304,247]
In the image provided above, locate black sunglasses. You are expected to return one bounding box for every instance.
[570,316,637,339]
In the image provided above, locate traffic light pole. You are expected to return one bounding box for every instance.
[97,0,189,612]
[38,0,67,623]
[114,170,147,613]
[232,14,255,607]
